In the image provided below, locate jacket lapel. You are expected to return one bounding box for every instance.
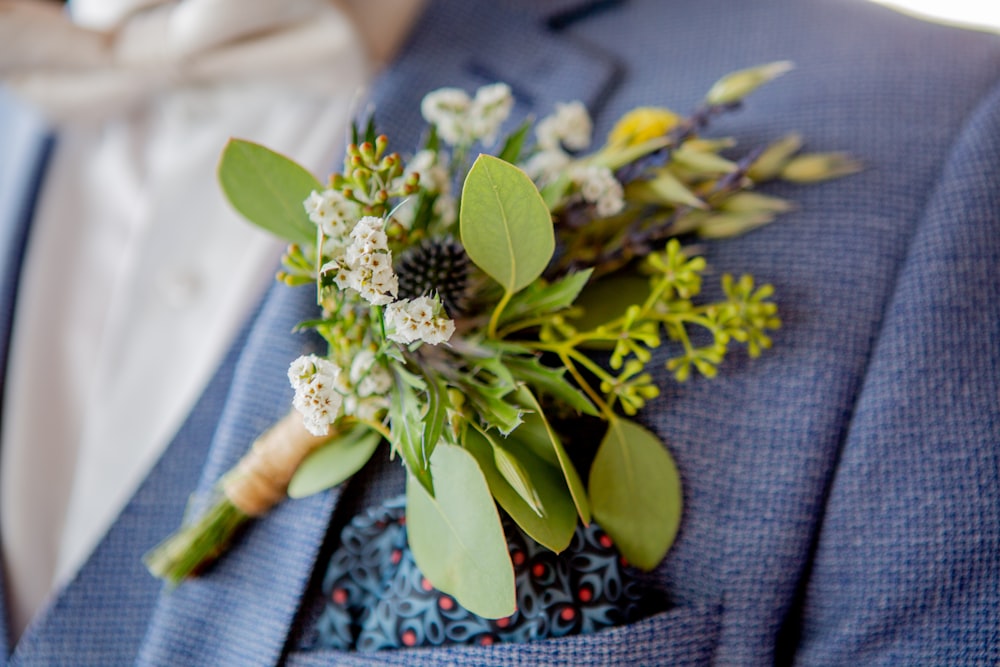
[134,281,341,666]
[5,1,621,664]
[0,92,51,661]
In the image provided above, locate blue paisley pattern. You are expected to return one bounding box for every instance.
[308,496,646,651]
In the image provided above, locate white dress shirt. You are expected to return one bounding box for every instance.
[0,0,432,640]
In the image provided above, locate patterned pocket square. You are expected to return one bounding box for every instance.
[304,496,648,651]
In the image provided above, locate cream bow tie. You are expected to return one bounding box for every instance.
[0,0,373,123]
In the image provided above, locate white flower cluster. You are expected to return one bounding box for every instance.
[522,149,571,187]
[394,150,456,229]
[304,189,357,239]
[326,216,399,306]
[288,355,343,436]
[522,100,592,187]
[385,295,456,345]
[336,349,392,421]
[420,83,514,146]
[573,165,625,217]
[535,101,592,151]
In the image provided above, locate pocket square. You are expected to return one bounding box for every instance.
[304,495,648,651]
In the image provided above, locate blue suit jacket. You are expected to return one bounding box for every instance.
[0,0,998,664]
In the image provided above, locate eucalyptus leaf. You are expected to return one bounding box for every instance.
[287,426,381,499]
[589,417,681,570]
[218,139,322,245]
[516,388,591,524]
[571,272,651,336]
[464,429,576,553]
[507,413,560,466]
[406,444,516,618]
[460,155,554,293]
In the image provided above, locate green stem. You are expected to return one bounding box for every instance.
[487,289,514,339]
[144,496,249,585]
[558,351,613,420]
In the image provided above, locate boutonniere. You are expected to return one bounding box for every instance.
[146,62,858,617]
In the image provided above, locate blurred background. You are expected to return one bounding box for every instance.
[871,0,1000,32]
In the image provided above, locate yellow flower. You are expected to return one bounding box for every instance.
[607,107,681,147]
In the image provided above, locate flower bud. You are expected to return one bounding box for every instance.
[747,133,803,181]
[705,61,794,106]
[780,153,863,183]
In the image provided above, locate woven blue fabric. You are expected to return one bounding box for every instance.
[0,0,997,664]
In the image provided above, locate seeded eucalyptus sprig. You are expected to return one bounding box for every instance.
[145,62,857,618]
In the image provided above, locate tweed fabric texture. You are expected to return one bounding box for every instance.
[0,0,997,664]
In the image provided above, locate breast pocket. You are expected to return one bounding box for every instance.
[283,602,722,666]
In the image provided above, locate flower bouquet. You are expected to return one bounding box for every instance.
[145,62,857,617]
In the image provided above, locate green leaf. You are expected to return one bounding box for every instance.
[571,272,651,336]
[287,425,381,499]
[499,269,594,326]
[589,417,681,570]
[540,174,572,211]
[407,444,516,618]
[464,384,524,436]
[640,169,707,209]
[505,356,598,417]
[515,388,591,524]
[493,443,543,516]
[421,374,451,462]
[389,370,433,495]
[464,428,576,553]
[497,119,532,164]
[217,139,322,245]
[460,154,554,293]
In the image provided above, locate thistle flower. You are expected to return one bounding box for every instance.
[395,236,469,315]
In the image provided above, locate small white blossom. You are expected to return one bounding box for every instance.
[384,296,456,346]
[420,83,513,147]
[326,216,398,305]
[303,189,356,239]
[329,349,392,421]
[350,349,393,397]
[573,165,625,217]
[522,148,571,187]
[288,355,343,436]
[535,101,592,151]
[406,150,451,194]
[471,83,514,145]
[345,395,390,422]
[434,193,457,226]
[392,150,454,230]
